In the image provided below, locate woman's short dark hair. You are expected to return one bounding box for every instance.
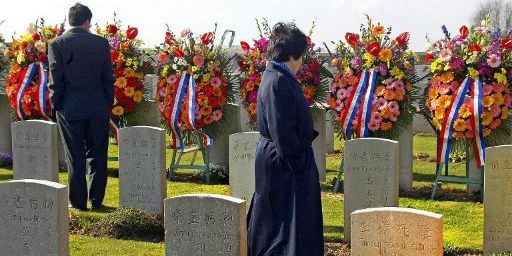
[268,22,308,62]
[68,3,92,26]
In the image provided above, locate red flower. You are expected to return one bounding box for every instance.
[345,32,359,47]
[367,42,381,56]
[396,32,410,47]
[107,24,118,34]
[470,44,481,52]
[310,60,319,73]
[111,50,120,63]
[209,96,219,108]
[240,41,250,53]
[459,26,469,39]
[126,27,138,40]
[114,68,125,77]
[201,32,214,45]
[425,53,434,62]
[32,33,40,41]
[127,77,138,87]
[174,48,184,58]
[165,32,173,43]
[501,38,512,50]
[306,36,312,47]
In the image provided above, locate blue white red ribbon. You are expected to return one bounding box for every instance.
[357,70,377,138]
[339,69,370,140]
[37,62,51,121]
[437,77,485,168]
[15,63,38,120]
[169,72,213,149]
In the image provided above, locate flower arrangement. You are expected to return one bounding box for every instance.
[96,15,153,125]
[424,18,512,143]
[155,24,237,147]
[4,19,64,120]
[236,19,330,126]
[329,16,418,139]
[0,32,8,79]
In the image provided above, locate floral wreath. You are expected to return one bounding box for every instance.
[155,24,237,148]
[4,19,64,120]
[236,19,331,128]
[329,16,418,140]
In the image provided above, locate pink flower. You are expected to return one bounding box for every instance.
[335,102,344,112]
[210,77,222,87]
[389,80,404,90]
[249,90,258,103]
[493,83,505,93]
[505,94,512,107]
[193,54,204,67]
[213,110,223,121]
[487,54,501,68]
[388,101,400,112]
[159,103,165,113]
[167,75,178,85]
[466,120,474,131]
[389,112,399,122]
[370,112,383,123]
[490,119,502,129]
[483,84,493,96]
[430,99,438,110]
[439,84,451,95]
[194,110,202,119]
[368,121,380,131]
[491,105,502,117]
[465,130,474,138]
[374,98,387,110]
[440,48,453,62]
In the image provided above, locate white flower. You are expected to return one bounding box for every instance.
[27,23,37,34]
[487,54,501,68]
[439,49,452,62]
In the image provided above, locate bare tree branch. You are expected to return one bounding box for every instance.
[471,0,512,33]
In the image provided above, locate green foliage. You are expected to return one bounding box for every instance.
[192,164,229,184]
[93,207,163,241]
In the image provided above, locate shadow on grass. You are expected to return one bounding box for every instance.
[0,173,13,180]
[400,186,481,202]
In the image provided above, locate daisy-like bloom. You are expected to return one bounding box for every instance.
[370,112,383,124]
[481,112,493,126]
[487,54,501,68]
[491,105,502,118]
[490,119,502,129]
[453,118,467,132]
[379,48,393,62]
[200,106,213,116]
[115,77,127,88]
[432,118,442,130]
[439,84,451,95]
[502,107,509,119]
[482,84,493,96]
[374,98,387,110]
[387,101,400,112]
[493,83,505,93]
[492,93,504,106]
[210,76,222,87]
[439,48,453,62]
[380,122,392,131]
[482,96,494,108]
[505,94,512,107]
[124,87,135,97]
[428,87,439,99]
[483,127,492,137]
[373,25,385,35]
[458,104,471,118]
[440,72,454,83]
[112,106,124,116]
[438,95,452,110]
[133,90,143,102]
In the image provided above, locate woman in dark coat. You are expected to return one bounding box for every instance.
[247,22,324,256]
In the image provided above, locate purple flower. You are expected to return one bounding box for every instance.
[441,25,451,39]
[351,57,362,69]
[449,56,464,71]
[378,63,387,76]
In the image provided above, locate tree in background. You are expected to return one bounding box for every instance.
[472,0,512,32]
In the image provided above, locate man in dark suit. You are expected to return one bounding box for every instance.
[48,3,114,210]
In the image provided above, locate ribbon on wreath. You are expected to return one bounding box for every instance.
[109,118,120,141]
[15,62,51,121]
[437,77,486,168]
[169,72,213,149]
[339,69,377,140]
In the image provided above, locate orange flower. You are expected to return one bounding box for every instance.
[164,96,172,106]
[201,106,213,116]
[384,90,395,100]
[373,25,385,35]
[375,86,386,96]
[492,93,504,106]
[124,87,135,97]
[112,106,124,116]
[249,103,257,114]
[453,118,467,132]
[303,86,315,99]
[483,128,491,137]
[115,77,127,88]
[482,112,493,126]
[453,132,465,139]
[214,87,223,97]
[405,83,412,92]
[502,107,509,120]
[395,90,404,101]
[204,115,214,124]
[381,108,392,119]
[133,90,143,102]
[381,122,392,131]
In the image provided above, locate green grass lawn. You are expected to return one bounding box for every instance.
[0,134,485,255]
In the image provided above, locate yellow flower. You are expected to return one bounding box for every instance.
[115,77,127,88]
[494,72,508,85]
[202,73,211,82]
[440,72,454,84]
[112,106,124,116]
[17,52,26,64]
[482,96,494,108]
[483,128,491,137]
[124,68,136,77]
[126,58,132,66]
[390,67,404,80]
[438,95,452,110]
[133,90,143,102]
[492,93,504,106]
[502,107,509,120]
[191,66,198,72]
[431,59,444,73]
[482,112,493,126]
[379,48,392,62]
[428,87,439,100]
[435,108,445,119]
[124,87,135,97]
[459,105,471,118]
[453,118,467,132]
[468,67,479,79]
[432,118,442,130]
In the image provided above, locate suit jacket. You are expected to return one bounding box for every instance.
[48,27,114,121]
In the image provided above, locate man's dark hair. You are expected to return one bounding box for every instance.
[68,3,92,27]
[268,22,308,62]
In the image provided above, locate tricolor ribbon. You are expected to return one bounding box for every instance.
[169,72,213,149]
[15,63,38,120]
[15,62,52,121]
[339,69,378,140]
[37,62,51,121]
[437,77,486,169]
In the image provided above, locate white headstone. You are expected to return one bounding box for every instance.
[0,179,69,255]
[343,138,399,242]
[0,94,12,155]
[12,120,59,182]
[209,103,242,167]
[484,145,512,254]
[467,145,482,194]
[398,124,413,192]
[229,132,259,212]
[311,107,326,182]
[164,194,246,256]
[119,126,167,216]
[351,207,443,256]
